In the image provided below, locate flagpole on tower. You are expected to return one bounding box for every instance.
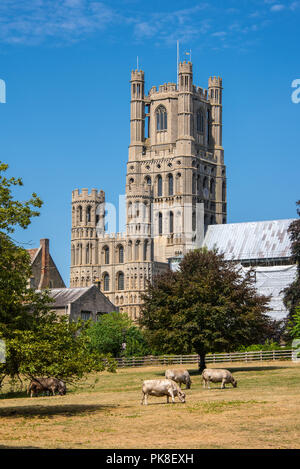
[137,56,139,70]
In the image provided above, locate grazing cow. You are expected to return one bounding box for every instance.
[202,369,237,389]
[165,369,191,389]
[141,379,186,405]
[27,378,67,397]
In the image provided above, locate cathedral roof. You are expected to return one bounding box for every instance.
[202,219,296,261]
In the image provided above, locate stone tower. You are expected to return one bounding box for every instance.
[70,60,227,319]
[70,188,105,288]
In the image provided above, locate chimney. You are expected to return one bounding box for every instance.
[38,238,50,289]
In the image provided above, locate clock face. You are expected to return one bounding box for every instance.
[203,188,209,200]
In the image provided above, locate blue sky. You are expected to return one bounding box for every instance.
[0,0,299,285]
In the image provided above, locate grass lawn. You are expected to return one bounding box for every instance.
[0,361,299,449]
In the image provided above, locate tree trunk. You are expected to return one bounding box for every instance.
[198,352,206,373]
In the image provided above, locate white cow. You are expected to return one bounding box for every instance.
[141,379,186,405]
[165,369,191,389]
[202,369,237,389]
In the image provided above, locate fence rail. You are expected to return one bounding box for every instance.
[114,349,294,368]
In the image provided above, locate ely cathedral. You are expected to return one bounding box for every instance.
[70,61,227,319]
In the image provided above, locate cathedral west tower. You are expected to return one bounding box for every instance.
[70,60,227,319]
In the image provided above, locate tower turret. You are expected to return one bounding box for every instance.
[177,61,194,156]
[208,76,225,224]
[70,188,105,287]
[129,69,145,161]
[208,76,223,150]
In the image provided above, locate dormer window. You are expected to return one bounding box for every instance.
[156,106,167,131]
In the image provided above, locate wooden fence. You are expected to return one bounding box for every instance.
[114,349,294,368]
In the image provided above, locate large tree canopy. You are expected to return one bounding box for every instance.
[140,249,279,371]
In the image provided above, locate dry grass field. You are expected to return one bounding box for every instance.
[0,361,299,449]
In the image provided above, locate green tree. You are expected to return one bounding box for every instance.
[0,162,42,234]
[140,249,279,372]
[87,312,149,357]
[2,315,116,386]
[288,306,300,340]
[0,162,115,388]
[283,200,300,319]
[0,162,48,336]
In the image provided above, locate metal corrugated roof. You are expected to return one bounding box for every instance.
[202,219,296,261]
[240,265,297,320]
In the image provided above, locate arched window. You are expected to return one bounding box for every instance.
[158,212,163,235]
[176,172,181,194]
[135,240,140,261]
[207,109,211,144]
[168,174,173,196]
[157,175,162,197]
[169,211,174,233]
[142,202,148,221]
[103,273,109,292]
[145,176,151,187]
[77,243,82,265]
[118,272,124,291]
[78,205,82,223]
[118,245,124,263]
[128,240,132,261]
[222,181,226,202]
[156,106,167,131]
[134,201,140,218]
[103,246,109,264]
[197,110,204,133]
[128,202,133,219]
[143,240,148,261]
[86,206,91,223]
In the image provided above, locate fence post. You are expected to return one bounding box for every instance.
[260,350,262,361]
[273,350,275,361]
[245,351,248,363]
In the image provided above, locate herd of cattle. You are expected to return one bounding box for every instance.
[141,368,237,405]
[27,368,237,403]
[27,377,67,397]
